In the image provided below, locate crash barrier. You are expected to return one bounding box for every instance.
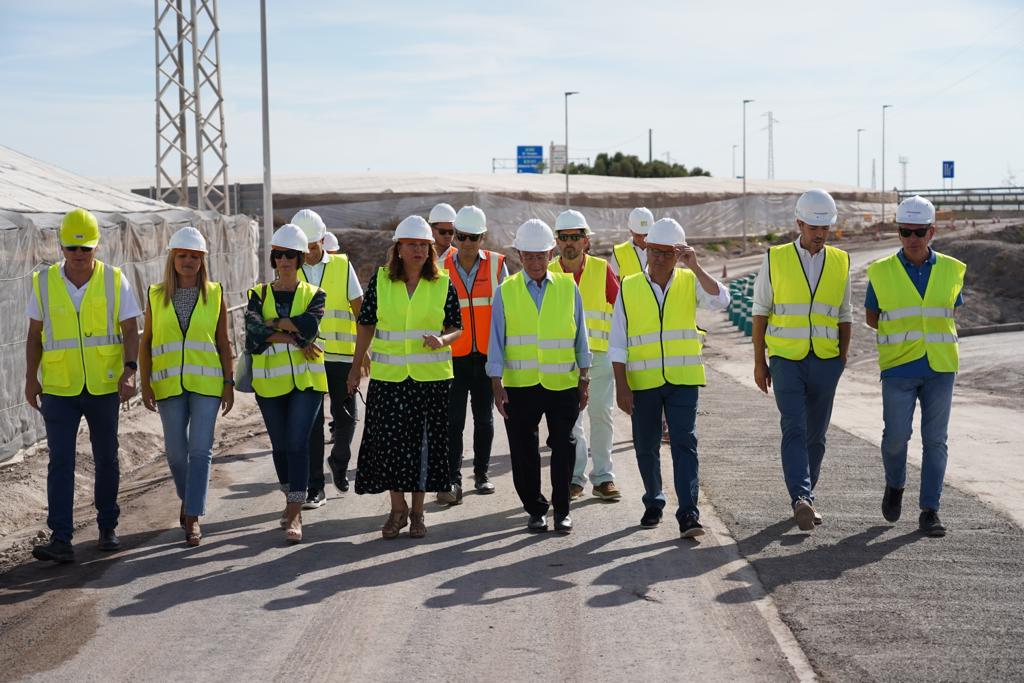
[726,274,756,337]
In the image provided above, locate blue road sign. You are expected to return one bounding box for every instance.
[517,145,543,174]
[942,161,955,179]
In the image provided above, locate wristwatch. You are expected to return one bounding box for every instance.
[124,361,138,371]
[578,376,591,384]
[223,378,236,386]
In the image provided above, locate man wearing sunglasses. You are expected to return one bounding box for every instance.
[438,206,509,505]
[751,189,852,532]
[25,208,142,563]
[550,209,622,503]
[865,195,965,538]
[428,202,458,270]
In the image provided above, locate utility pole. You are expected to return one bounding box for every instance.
[899,156,909,191]
[259,0,273,280]
[564,91,578,208]
[762,111,777,180]
[742,98,754,252]
[871,158,877,190]
[881,104,893,226]
[856,128,866,188]
[648,128,652,164]
[732,144,738,179]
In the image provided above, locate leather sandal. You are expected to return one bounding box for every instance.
[284,503,303,544]
[184,516,202,547]
[409,512,426,539]
[381,508,409,539]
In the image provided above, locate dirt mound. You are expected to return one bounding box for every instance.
[934,225,1024,325]
[332,228,394,284]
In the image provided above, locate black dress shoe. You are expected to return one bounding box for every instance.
[303,488,326,509]
[97,529,121,552]
[554,514,573,534]
[326,456,349,493]
[32,539,75,563]
[919,509,946,537]
[882,485,904,522]
[527,514,547,532]
[474,475,495,494]
[679,514,705,539]
[640,507,663,528]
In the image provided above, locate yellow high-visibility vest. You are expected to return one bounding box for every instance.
[369,268,453,382]
[501,272,579,390]
[613,241,643,279]
[867,251,965,372]
[300,254,356,356]
[765,243,849,360]
[550,255,612,353]
[148,282,224,400]
[33,261,123,396]
[251,281,328,397]
[621,269,705,390]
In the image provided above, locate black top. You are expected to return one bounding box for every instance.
[244,284,326,355]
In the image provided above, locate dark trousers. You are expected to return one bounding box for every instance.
[504,384,580,518]
[308,361,357,490]
[447,353,494,484]
[632,383,700,522]
[257,389,322,499]
[40,392,121,543]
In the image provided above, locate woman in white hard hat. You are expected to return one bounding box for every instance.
[348,215,462,539]
[140,226,235,547]
[245,224,328,543]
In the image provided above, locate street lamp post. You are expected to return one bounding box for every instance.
[259,0,274,281]
[856,128,866,188]
[881,104,893,229]
[564,91,578,208]
[742,98,754,252]
[732,144,738,179]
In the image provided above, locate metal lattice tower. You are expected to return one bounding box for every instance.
[762,111,778,180]
[155,0,230,212]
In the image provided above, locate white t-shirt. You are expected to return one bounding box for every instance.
[609,241,648,278]
[26,262,142,322]
[301,251,364,364]
[751,240,853,322]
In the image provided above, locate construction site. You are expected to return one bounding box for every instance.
[0,2,1022,682]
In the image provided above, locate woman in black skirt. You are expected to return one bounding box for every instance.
[348,215,462,539]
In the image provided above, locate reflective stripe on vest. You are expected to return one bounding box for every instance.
[300,254,356,356]
[621,269,705,390]
[369,268,453,382]
[251,282,328,397]
[148,282,223,400]
[445,250,503,357]
[33,261,123,396]
[613,241,643,279]
[550,255,612,352]
[765,243,849,360]
[501,272,579,390]
[866,251,965,372]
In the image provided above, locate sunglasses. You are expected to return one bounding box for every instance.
[898,227,930,238]
[435,229,455,236]
[648,247,676,257]
[64,245,94,252]
[271,249,301,260]
[557,233,586,242]
[456,233,481,242]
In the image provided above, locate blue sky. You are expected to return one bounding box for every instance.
[1,0,1022,188]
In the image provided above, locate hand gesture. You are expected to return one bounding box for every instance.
[678,244,698,269]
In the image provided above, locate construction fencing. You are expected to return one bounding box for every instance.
[0,208,259,463]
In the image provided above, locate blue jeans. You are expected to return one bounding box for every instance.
[769,354,845,505]
[40,392,120,543]
[256,389,323,503]
[631,383,700,521]
[881,373,955,511]
[158,391,222,517]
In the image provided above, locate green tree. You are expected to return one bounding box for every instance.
[568,151,711,177]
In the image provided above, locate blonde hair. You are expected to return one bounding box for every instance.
[159,250,210,304]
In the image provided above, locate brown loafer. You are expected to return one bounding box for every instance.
[409,512,426,539]
[569,484,584,500]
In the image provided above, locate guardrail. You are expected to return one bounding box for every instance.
[899,187,1024,212]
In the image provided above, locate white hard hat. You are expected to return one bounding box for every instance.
[271,224,310,253]
[628,207,655,234]
[513,219,557,252]
[646,218,686,247]
[428,203,457,224]
[393,215,434,242]
[322,231,340,252]
[554,209,591,235]
[454,205,487,234]
[167,225,208,253]
[895,195,936,225]
[795,189,838,226]
[291,209,326,242]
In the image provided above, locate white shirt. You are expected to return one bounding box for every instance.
[609,241,648,278]
[609,269,730,364]
[26,262,142,322]
[751,240,853,323]
[301,251,364,364]
[434,245,457,270]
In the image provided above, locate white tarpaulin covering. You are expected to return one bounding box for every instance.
[0,146,258,462]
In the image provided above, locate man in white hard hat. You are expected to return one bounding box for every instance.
[428,203,458,269]
[292,209,364,503]
[610,207,655,279]
[323,231,341,254]
[751,189,852,532]
[488,219,591,534]
[25,208,142,562]
[866,195,965,538]
[550,209,621,502]
[611,218,729,537]
[437,205,509,505]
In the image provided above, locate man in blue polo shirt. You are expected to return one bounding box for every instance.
[865,195,966,537]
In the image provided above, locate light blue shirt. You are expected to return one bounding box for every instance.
[452,250,509,353]
[486,271,591,378]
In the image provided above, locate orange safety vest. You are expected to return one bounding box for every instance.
[444,249,505,357]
